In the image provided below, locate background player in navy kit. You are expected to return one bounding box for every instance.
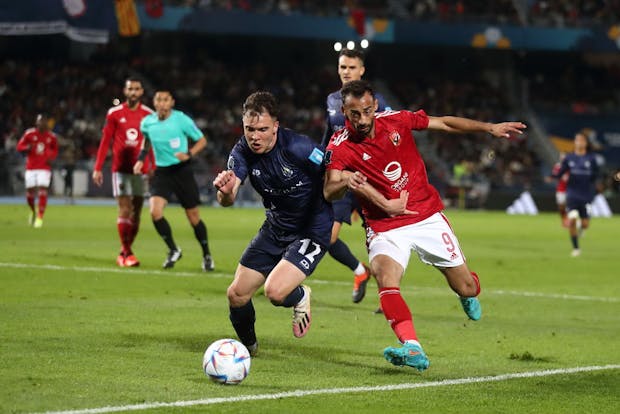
[549,132,600,257]
[322,49,390,304]
[213,91,333,355]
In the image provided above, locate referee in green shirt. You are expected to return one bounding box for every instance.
[134,89,214,271]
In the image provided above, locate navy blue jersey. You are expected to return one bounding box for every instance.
[554,152,599,204]
[321,90,390,146]
[227,128,333,246]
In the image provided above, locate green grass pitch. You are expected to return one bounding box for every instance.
[1,203,618,413]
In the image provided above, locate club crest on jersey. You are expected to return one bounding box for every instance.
[282,166,294,178]
[389,131,401,146]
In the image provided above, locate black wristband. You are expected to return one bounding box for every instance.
[137,149,148,162]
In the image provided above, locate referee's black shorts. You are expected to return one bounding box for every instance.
[150,161,201,209]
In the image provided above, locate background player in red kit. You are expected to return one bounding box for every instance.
[324,80,526,370]
[17,113,59,228]
[551,152,569,227]
[92,78,153,267]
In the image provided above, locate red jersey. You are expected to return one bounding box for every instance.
[326,109,444,233]
[552,162,568,192]
[16,128,58,171]
[94,102,153,174]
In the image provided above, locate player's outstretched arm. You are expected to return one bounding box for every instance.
[427,116,526,138]
[213,170,241,207]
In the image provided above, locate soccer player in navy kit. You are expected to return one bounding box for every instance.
[323,49,390,303]
[550,132,599,257]
[213,91,333,355]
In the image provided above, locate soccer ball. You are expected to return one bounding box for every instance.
[202,338,251,385]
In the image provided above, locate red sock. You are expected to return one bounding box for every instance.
[117,217,133,255]
[38,189,48,218]
[128,218,139,246]
[470,271,481,296]
[379,287,417,343]
[26,190,35,212]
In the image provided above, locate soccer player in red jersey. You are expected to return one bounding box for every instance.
[92,78,153,267]
[16,113,59,228]
[324,80,526,370]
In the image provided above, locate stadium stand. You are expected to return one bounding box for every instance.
[1,1,618,210]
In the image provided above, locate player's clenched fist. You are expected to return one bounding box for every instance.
[213,170,236,194]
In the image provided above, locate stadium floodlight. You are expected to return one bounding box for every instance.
[333,42,342,52]
[346,41,355,50]
[360,39,369,49]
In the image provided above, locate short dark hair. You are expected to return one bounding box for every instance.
[125,76,143,85]
[242,91,279,119]
[575,131,592,152]
[339,49,365,63]
[154,89,174,99]
[341,80,374,104]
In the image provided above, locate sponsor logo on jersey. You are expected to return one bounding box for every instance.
[125,128,139,145]
[383,161,409,191]
[382,161,402,181]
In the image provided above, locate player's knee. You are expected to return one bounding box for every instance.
[227,285,250,307]
[263,285,286,305]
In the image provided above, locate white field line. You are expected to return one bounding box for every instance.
[33,364,620,414]
[1,262,618,303]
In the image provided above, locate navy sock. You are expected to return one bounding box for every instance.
[153,217,177,251]
[328,239,359,271]
[229,301,257,346]
[193,220,210,256]
[570,235,579,249]
[279,285,305,308]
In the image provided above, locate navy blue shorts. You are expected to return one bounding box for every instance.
[567,197,591,219]
[240,222,328,277]
[332,192,361,225]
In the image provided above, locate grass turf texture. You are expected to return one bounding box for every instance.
[0,204,618,413]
